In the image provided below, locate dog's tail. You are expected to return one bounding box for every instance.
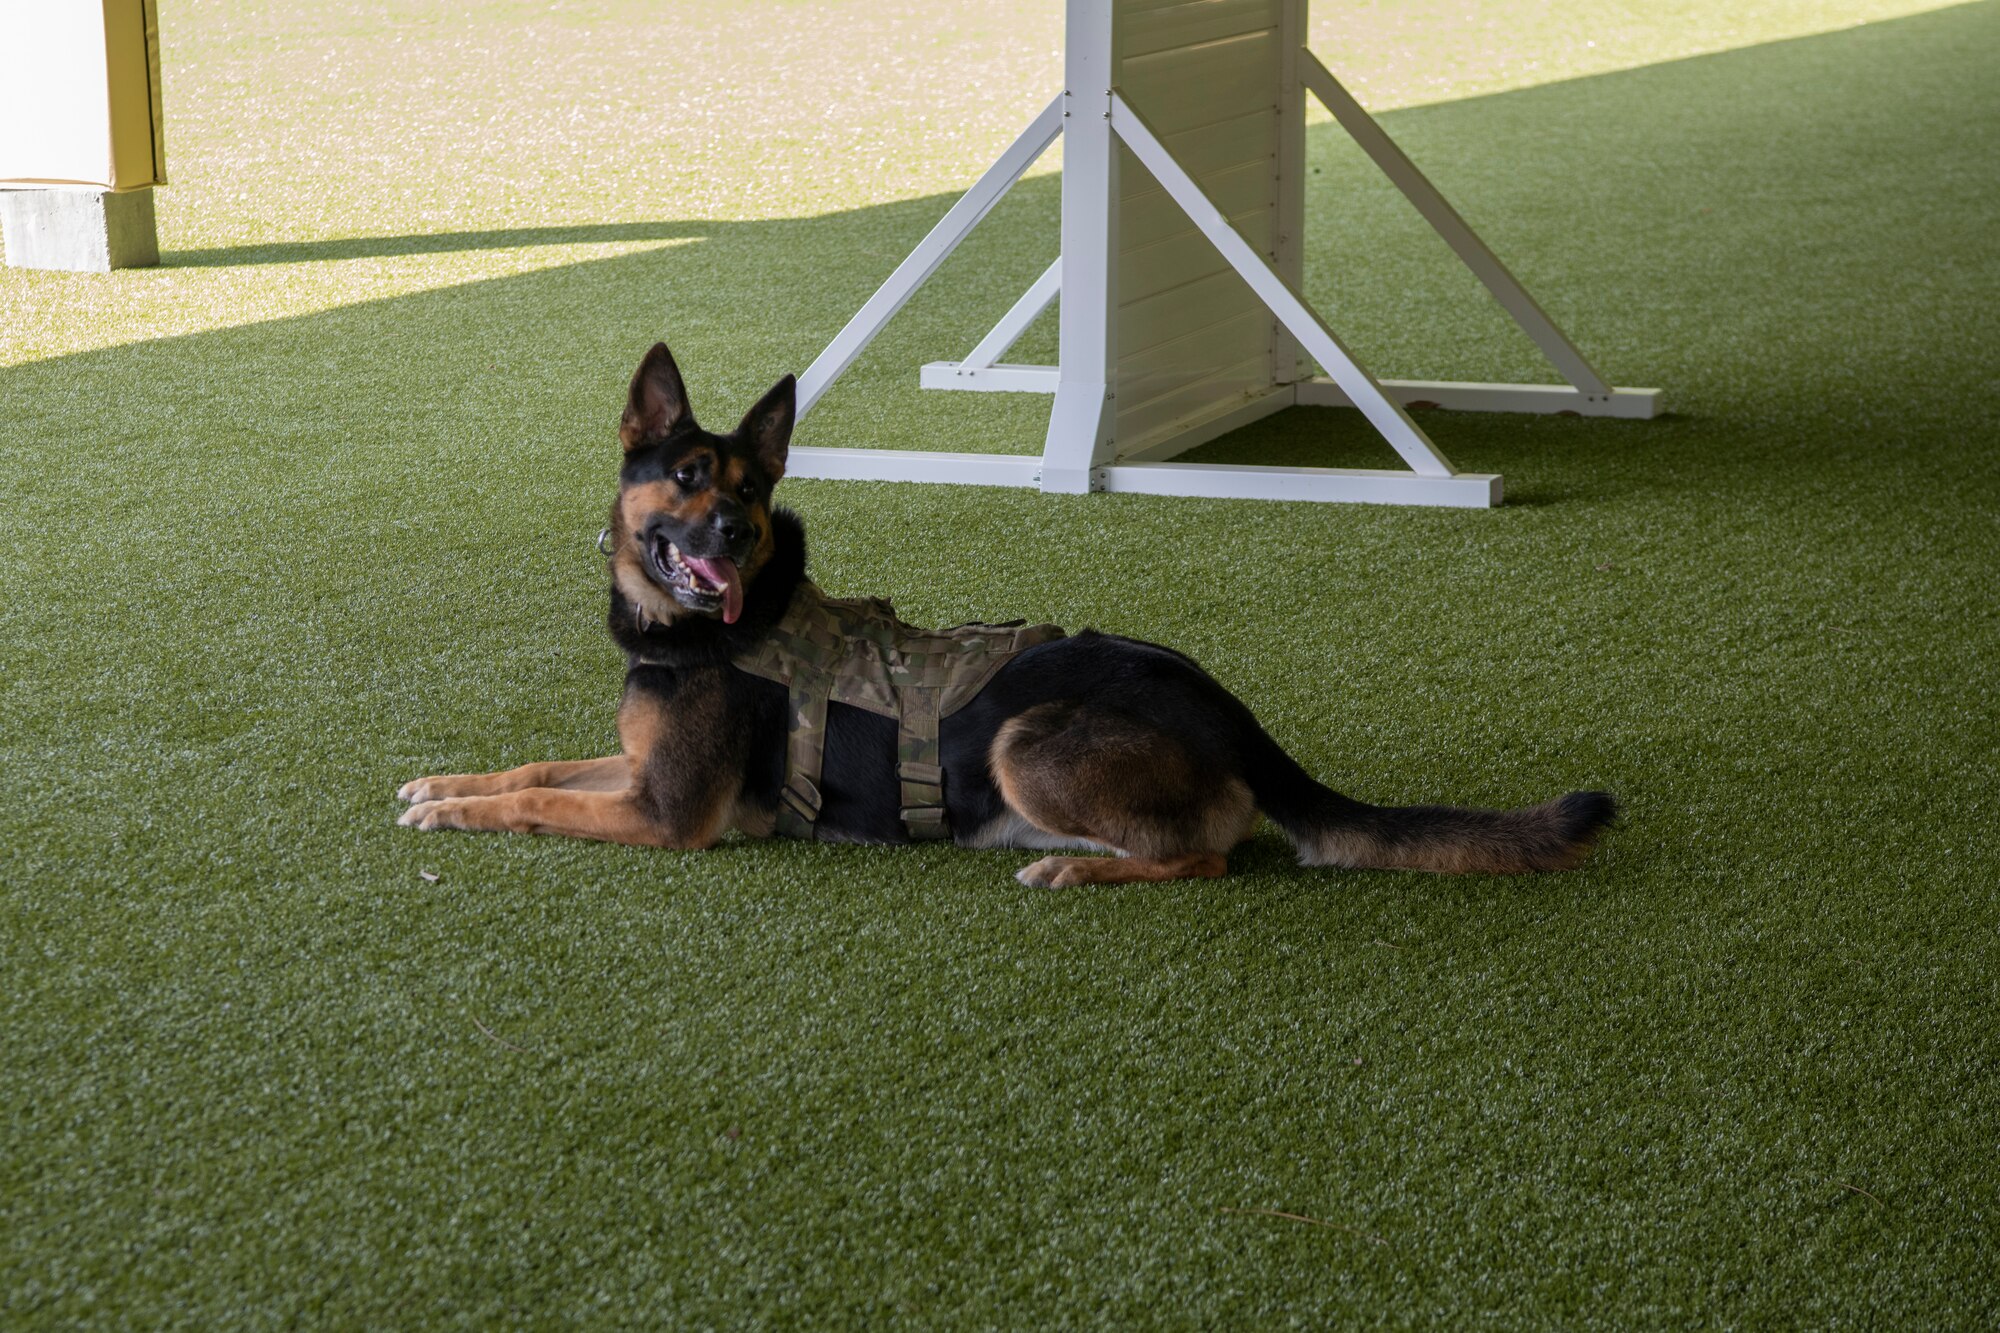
[1245,739,1616,874]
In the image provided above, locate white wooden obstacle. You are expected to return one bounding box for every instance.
[789,0,1660,507]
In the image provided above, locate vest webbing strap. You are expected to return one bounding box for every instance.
[897,689,946,840]
[775,680,828,840]
[731,581,1064,841]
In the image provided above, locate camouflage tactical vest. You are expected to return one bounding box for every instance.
[731,581,1065,841]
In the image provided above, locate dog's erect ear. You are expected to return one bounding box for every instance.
[620,342,694,450]
[736,374,795,482]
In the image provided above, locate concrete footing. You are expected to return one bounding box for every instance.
[0,187,159,271]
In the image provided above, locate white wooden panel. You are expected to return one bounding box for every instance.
[1119,205,1270,305]
[1116,0,1251,13]
[1122,145,1270,210]
[1128,154,1264,253]
[1116,267,1262,357]
[1114,307,1269,408]
[1111,3,1284,449]
[1118,110,1275,203]
[1116,383,1296,461]
[1120,0,1283,60]
[1115,352,1271,442]
[1120,30,1280,136]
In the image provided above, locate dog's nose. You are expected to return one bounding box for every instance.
[713,510,752,549]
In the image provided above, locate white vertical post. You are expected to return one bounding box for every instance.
[1039,0,1119,494]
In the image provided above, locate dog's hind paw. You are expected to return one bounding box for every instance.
[1016,856,1092,889]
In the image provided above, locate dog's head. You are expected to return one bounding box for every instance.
[607,342,792,626]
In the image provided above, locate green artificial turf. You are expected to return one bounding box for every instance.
[4,1,1997,1326]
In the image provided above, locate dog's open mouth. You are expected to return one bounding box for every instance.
[645,533,745,623]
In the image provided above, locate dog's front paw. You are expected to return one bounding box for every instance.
[1016,855,1094,889]
[398,775,471,803]
[399,799,481,831]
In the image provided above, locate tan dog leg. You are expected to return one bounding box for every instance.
[397,756,629,804]
[399,787,685,846]
[992,702,1256,888]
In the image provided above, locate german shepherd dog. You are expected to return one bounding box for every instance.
[397,343,1616,885]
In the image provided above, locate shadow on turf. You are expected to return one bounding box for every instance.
[164,221,710,267]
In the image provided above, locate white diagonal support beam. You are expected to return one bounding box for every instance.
[1297,49,1613,399]
[1107,90,1456,478]
[796,95,1065,417]
[961,257,1061,371]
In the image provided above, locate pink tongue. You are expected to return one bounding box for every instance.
[683,555,744,624]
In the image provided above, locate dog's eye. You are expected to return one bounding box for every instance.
[674,465,701,489]
[739,482,758,502]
